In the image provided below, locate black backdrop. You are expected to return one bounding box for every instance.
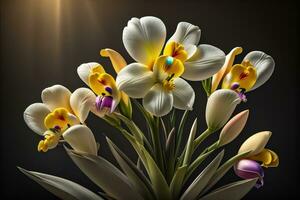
[0,0,299,199]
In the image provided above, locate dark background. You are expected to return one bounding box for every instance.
[1,0,299,199]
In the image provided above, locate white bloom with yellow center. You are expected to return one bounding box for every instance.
[117,16,225,116]
[24,85,97,155]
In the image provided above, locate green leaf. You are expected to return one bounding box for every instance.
[202,151,251,194]
[180,150,224,200]
[66,148,143,200]
[170,165,188,199]
[199,178,258,200]
[175,110,189,158]
[184,149,215,183]
[183,119,198,166]
[119,129,171,200]
[18,167,103,200]
[114,113,144,145]
[106,137,156,200]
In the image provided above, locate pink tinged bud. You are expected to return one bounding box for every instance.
[234,159,264,188]
[218,110,249,146]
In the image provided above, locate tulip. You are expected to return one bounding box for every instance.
[218,110,249,146]
[234,159,264,188]
[24,85,97,154]
[205,89,241,131]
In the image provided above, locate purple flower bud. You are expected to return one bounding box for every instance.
[234,159,264,188]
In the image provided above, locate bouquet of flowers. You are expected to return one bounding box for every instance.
[20,16,279,200]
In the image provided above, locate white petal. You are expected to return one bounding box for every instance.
[77,62,103,85]
[172,78,195,110]
[24,103,50,135]
[143,83,173,116]
[167,22,201,46]
[70,88,96,123]
[185,44,198,60]
[41,85,72,112]
[206,89,241,131]
[243,51,275,91]
[116,63,155,98]
[122,16,166,65]
[182,44,225,81]
[63,125,98,155]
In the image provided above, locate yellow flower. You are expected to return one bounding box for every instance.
[24,85,97,154]
[211,47,275,100]
[238,131,279,168]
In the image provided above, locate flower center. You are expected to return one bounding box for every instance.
[38,130,61,152]
[44,108,79,131]
[222,60,257,92]
[163,41,188,63]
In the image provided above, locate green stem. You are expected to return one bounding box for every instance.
[152,116,165,174]
[193,128,212,150]
[199,140,219,156]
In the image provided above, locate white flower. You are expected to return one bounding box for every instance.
[118,16,225,116]
[205,89,241,131]
[24,85,97,154]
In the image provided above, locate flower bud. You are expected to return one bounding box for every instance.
[234,159,264,188]
[63,125,98,155]
[238,131,272,157]
[218,110,249,146]
[205,89,241,131]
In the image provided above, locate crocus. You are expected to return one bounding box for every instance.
[218,110,249,146]
[24,85,97,155]
[205,89,241,131]
[117,16,225,116]
[211,47,275,101]
[234,131,279,188]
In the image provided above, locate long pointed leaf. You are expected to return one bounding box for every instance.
[199,178,258,200]
[66,148,143,200]
[183,119,197,166]
[202,151,251,194]
[184,149,215,183]
[119,129,171,200]
[180,150,224,200]
[170,165,188,199]
[18,167,103,200]
[107,137,156,200]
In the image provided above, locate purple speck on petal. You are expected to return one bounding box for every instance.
[54,126,61,130]
[231,82,240,90]
[234,159,264,188]
[105,87,113,95]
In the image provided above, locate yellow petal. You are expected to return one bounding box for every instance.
[163,41,188,62]
[100,48,127,73]
[44,108,78,131]
[211,47,243,93]
[249,149,279,168]
[154,55,184,80]
[222,62,257,91]
[88,72,117,96]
